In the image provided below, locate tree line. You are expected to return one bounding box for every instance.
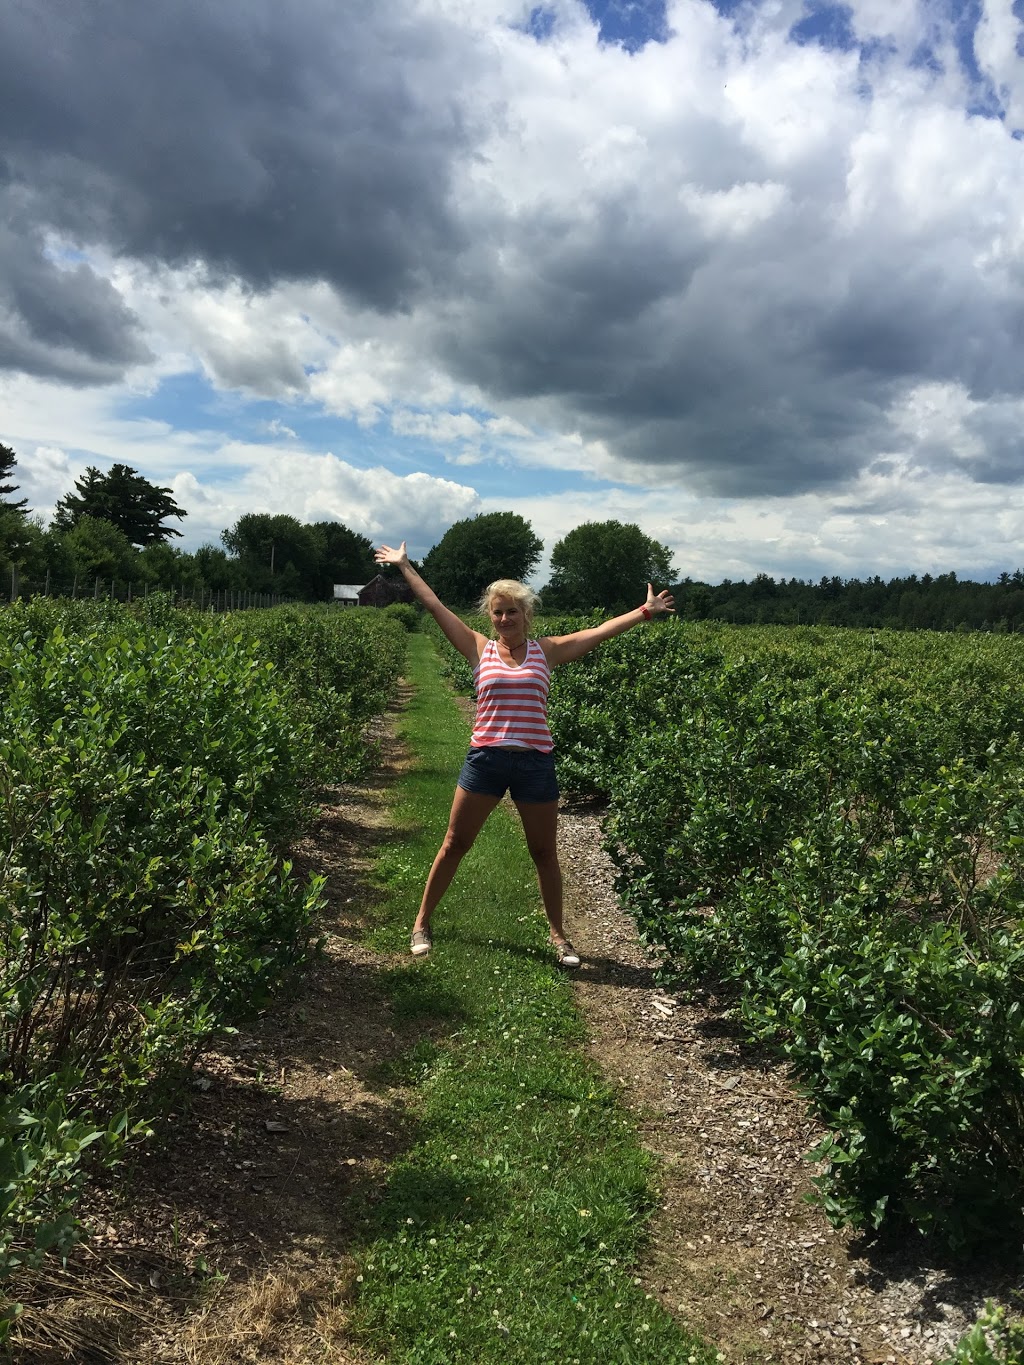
[678,571,1024,633]
[0,444,675,610]
[0,446,378,602]
[3,442,1023,628]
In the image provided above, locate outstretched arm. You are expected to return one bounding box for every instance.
[541,583,675,666]
[374,541,485,664]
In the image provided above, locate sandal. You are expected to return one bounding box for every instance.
[552,938,580,969]
[410,929,432,958]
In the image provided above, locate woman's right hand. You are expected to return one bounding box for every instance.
[375,540,409,568]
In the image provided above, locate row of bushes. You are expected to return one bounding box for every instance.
[427,616,1024,1248]
[0,598,408,1337]
[552,621,1024,1248]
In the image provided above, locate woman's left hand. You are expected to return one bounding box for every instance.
[375,541,410,569]
[646,583,676,615]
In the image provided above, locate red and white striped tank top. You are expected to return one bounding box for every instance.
[470,639,553,752]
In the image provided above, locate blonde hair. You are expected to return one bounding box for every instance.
[478,579,541,631]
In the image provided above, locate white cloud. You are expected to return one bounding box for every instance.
[845,0,929,50]
[16,444,73,512]
[680,179,790,239]
[975,0,1024,128]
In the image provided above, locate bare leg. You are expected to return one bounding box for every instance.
[412,786,501,934]
[514,800,567,942]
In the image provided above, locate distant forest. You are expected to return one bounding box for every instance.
[5,445,1024,632]
[674,571,1024,633]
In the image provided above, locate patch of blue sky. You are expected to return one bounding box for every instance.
[908,40,945,76]
[789,3,858,53]
[581,0,669,52]
[946,0,1004,118]
[704,0,747,18]
[131,365,628,507]
[517,0,669,49]
[950,0,985,81]
[851,35,899,103]
[716,0,1007,117]
[378,405,579,495]
[520,6,556,41]
[856,34,899,69]
[232,402,433,482]
[113,370,586,502]
[116,371,266,446]
[111,373,354,481]
[41,242,89,266]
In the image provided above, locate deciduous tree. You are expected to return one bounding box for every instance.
[421,512,543,605]
[62,515,137,584]
[308,520,375,599]
[221,513,318,594]
[546,520,675,613]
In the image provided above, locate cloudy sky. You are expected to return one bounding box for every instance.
[2,0,1023,584]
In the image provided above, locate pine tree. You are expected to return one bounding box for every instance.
[52,464,185,546]
[0,443,29,514]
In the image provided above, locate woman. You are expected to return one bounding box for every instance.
[374,541,675,965]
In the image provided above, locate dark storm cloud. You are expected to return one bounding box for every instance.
[439,195,712,402]
[938,405,1024,485]
[0,0,474,323]
[437,113,1024,499]
[812,251,1024,398]
[436,194,912,496]
[0,216,150,383]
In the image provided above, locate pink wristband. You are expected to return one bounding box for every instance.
[640,605,652,620]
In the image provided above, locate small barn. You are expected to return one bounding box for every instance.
[333,576,416,607]
[332,583,364,606]
[358,574,415,608]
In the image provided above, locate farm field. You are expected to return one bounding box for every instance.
[5,623,714,1364]
[3,608,1023,1362]
[433,615,1024,1247]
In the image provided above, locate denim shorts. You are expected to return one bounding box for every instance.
[457,746,559,804]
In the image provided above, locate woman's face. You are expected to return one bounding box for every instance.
[489,595,524,638]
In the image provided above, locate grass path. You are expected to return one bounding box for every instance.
[350,634,718,1364]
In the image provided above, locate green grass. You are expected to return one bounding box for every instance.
[352,634,718,1364]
